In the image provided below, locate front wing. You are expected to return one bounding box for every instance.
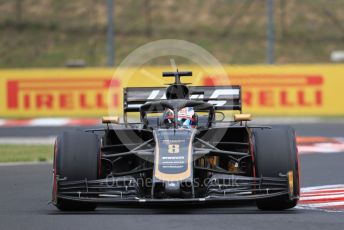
[56,175,297,206]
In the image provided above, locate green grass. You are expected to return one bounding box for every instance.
[0,145,53,163]
[0,0,344,67]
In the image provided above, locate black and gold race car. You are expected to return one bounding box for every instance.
[52,71,300,211]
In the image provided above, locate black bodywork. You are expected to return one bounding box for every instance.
[54,71,298,206]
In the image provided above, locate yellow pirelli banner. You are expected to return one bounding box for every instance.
[0,65,343,118]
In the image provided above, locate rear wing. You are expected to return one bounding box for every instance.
[123,86,242,112]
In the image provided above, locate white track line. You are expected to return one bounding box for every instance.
[0,137,56,145]
[29,118,70,126]
[300,194,344,201]
[0,119,5,126]
[300,201,344,208]
[0,161,52,166]
[302,191,344,197]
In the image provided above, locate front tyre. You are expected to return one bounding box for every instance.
[253,126,300,210]
[52,131,100,211]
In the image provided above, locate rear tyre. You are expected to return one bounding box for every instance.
[53,131,100,211]
[253,125,300,210]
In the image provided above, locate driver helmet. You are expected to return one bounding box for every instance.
[163,107,197,127]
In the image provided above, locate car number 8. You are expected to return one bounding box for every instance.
[168,144,180,154]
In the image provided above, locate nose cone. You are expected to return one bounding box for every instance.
[164,181,181,197]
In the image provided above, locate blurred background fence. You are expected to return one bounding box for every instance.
[0,0,343,68]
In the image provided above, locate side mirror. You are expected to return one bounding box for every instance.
[102,116,120,124]
[234,114,252,122]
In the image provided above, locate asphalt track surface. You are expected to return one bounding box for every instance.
[1,123,344,230]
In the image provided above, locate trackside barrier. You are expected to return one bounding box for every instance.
[0,65,343,117]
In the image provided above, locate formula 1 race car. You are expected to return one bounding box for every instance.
[52,71,300,211]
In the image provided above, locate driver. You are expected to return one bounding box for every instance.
[163,107,198,127]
